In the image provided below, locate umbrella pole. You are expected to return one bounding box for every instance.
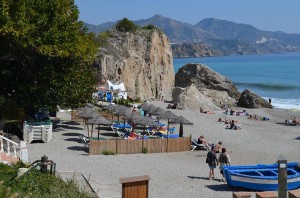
[98,124,100,139]
[87,122,89,137]
[91,124,94,138]
[167,118,169,153]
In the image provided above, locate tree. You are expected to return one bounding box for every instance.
[0,0,98,117]
[115,18,138,32]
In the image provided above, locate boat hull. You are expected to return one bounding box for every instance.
[223,162,300,191]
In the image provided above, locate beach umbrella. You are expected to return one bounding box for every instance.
[87,116,111,139]
[170,115,193,137]
[122,112,140,132]
[103,104,117,123]
[144,104,157,115]
[83,111,100,137]
[133,116,160,127]
[160,111,178,130]
[151,107,167,116]
[115,106,132,128]
[159,111,179,151]
[138,102,151,109]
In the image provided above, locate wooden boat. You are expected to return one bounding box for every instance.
[222,162,300,191]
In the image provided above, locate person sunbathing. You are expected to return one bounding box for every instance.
[197,135,211,150]
[292,116,300,125]
[200,107,215,114]
[228,120,241,130]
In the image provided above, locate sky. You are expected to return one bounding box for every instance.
[75,0,300,34]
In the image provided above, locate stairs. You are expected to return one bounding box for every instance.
[0,135,20,165]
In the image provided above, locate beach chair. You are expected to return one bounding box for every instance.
[191,139,206,151]
[79,134,90,148]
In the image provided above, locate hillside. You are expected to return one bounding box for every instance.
[83,15,300,56]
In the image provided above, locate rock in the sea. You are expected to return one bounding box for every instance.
[94,29,174,101]
[175,63,240,107]
[237,89,272,108]
[172,84,220,111]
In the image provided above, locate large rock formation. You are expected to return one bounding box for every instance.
[174,63,240,108]
[94,29,174,100]
[172,85,220,111]
[237,89,272,108]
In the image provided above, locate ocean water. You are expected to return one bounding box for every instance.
[173,53,300,110]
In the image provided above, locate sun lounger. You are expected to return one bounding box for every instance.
[191,139,208,151]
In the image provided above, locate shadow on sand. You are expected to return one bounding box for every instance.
[67,146,88,153]
[61,132,83,136]
[64,137,80,142]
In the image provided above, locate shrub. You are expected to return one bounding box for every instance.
[102,150,116,155]
[142,147,148,154]
[142,24,157,30]
[0,163,95,197]
[115,18,138,32]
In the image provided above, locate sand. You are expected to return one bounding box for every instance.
[27,101,300,198]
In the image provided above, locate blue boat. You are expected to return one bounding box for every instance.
[222,162,300,191]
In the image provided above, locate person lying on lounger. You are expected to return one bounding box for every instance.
[197,135,211,150]
[200,107,215,114]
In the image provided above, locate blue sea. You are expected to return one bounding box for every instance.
[173,53,300,110]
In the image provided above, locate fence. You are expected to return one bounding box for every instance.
[89,136,191,155]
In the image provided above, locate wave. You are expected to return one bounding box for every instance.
[234,82,297,91]
[262,97,300,110]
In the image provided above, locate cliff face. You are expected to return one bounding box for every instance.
[94,29,174,100]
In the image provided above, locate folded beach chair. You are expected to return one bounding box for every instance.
[191,139,206,151]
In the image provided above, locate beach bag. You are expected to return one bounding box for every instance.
[206,152,211,163]
[206,156,210,163]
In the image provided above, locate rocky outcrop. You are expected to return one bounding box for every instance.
[94,29,174,100]
[175,63,240,107]
[172,85,220,111]
[171,43,222,58]
[237,89,272,108]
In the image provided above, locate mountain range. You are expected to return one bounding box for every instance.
[83,14,300,56]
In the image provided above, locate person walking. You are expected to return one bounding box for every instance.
[218,148,231,182]
[206,145,218,180]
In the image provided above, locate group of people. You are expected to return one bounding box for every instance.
[217,118,242,130]
[197,136,230,181]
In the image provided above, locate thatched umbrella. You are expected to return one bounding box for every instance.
[170,115,193,137]
[138,102,151,110]
[159,111,178,131]
[115,106,132,128]
[103,104,117,123]
[83,111,100,137]
[151,107,166,116]
[87,116,111,139]
[77,108,97,132]
[159,111,179,152]
[123,112,140,132]
[143,104,157,116]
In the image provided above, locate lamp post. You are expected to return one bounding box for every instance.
[278,156,287,198]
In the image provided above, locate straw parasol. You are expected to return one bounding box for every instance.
[103,104,118,123]
[170,115,193,137]
[151,107,167,116]
[86,116,111,139]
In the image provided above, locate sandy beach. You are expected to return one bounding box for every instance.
[27,101,300,198]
